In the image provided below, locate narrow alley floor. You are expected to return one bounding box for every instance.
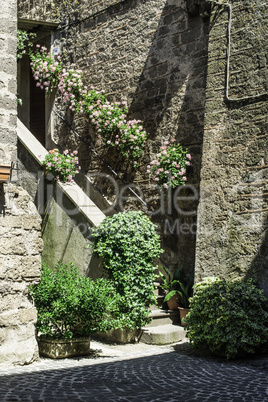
[0,339,267,401]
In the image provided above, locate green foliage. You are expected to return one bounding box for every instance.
[160,266,193,308]
[148,140,192,188]
[29,45,62,93]
[27,46,147,166]
[17,29,36,59]
[186,277,268,359]
[41,148,80,183]
[91,211,163,329]
[29,261,122,339]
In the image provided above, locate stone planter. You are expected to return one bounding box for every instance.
[93,328,142,344]
[38,337,91,359]
[178,307,190,326]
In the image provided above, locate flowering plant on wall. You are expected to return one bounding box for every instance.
[82,92,147,166]
[58,66,87,113]
[29,45,62,93]
[41,149,80,183]
[117,119,147,165]
[147,140,191,188]
[28,45,148,167]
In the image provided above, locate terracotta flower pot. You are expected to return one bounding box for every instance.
[178,307,190,326]
[166,292,180,310]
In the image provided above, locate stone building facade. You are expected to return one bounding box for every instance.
[195,1,268,292]
[16,0,267,296]
[0,0,42,365]
[0,0,266,366]
[0,0,266,367]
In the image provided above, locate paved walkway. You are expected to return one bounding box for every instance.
[0,340,267,401]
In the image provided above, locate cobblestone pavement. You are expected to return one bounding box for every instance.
[0,340,267,402]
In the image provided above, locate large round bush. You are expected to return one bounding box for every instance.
[91,211,163,329]
[185,277,268,359]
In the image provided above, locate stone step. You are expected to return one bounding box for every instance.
[150,295,165,310]
[146,309,180,327]
[141,324,187,345]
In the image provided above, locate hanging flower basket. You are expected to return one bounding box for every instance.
[41,149,80,183]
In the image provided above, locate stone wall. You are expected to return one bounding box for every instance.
[1,0,17,166]
[195,0,268,295]
[18,0,210,273]
[0,185,42,364]
[0,0,42,365]
[17,0,268,293]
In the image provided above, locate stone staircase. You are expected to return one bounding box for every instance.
[140,282,187,345]
[17,118,186,346]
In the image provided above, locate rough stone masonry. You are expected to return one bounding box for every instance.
[0,0,42,365]
[16,0,268,295]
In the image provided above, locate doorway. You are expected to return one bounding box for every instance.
[17,19,58,148]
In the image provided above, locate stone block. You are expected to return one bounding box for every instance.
[0,310,19,326]
[24,232,43,255]
[6,267,21,281]
[0,294,23,312]
[10,281,27,293]
[0,325,39,366]
[0,281,11,294]
[18,308,37,324]
[21,255,41,280]
[0,215,23,228]
[23,215,42,230]
[0,237,26,255]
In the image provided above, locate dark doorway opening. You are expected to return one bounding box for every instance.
[17,18,59,148]
[29,68,46,146]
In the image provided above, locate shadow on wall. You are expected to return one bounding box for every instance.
[247,215,268,298]
[127,0,210,271]
[52,0,212,273]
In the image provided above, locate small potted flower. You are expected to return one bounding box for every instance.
[41,149,80,183]
[148,140,192,188]
[160,266,193,326]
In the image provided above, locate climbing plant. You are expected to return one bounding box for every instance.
[20,38,192,182]
[90,211,163,329]
[28,44,147,167]
[17,29,36,60]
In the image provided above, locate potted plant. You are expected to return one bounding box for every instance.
[40,149,80,183]
[160,266,193,326]
[29,260,122,358]
[159,267,181,310]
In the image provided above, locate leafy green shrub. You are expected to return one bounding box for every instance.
[185,277,268,359]
[30,261,122,339]
[91,211,163,329]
